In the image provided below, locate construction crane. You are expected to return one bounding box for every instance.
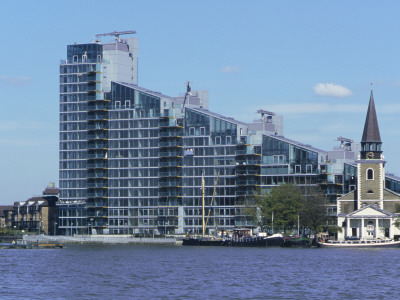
[180,81,192,114]
[95,30,136,40]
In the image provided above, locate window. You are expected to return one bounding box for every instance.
[125,100,131,108]
[215,136,221,145]
[115,101,121,109]
[97,55,102,63]
[367,190,374,194]
[189,127,195,135]
[306,164,312,173]
[200,127,206,135]
[73,55,78,63]
[295,165,301,174]
[226,136,231,144]
[367,168,374,180]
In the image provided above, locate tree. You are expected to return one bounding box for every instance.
[248,184,304,233]
[300,186,330,233]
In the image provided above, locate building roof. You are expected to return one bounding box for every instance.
[0,206,13,217]
[361,90,381,143]
[189,107,248,125]
[115,82,173,99]
[264,134,327,154]
[344,204,394,218]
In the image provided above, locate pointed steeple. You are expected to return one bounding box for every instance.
[361,90,381,142]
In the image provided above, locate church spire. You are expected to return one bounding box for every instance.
[360,90,382,160]
[361,90,381,143]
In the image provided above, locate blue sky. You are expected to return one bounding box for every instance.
[1,1,400,204]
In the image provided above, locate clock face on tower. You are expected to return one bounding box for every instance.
[367,152,374,159]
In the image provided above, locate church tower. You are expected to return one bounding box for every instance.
[357,90,385,208]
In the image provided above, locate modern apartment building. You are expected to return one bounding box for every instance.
[58,32,400,236]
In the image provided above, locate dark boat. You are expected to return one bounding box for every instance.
[282,236,311,247]
[225,236,266,247]
[265,234,284,246]
[182,236,225,246]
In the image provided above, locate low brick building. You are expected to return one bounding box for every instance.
[0,206,13,228]
[12,184,59,235]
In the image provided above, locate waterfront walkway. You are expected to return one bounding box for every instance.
[23,234,177,245]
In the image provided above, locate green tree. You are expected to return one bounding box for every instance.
[250,184,304,233]
[300,186,329,233]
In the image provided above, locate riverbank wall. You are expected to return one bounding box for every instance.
[23,234,178,245]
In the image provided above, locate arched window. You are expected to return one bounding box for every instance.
[367,168,374,180]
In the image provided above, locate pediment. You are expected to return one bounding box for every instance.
[347,205,393,218]
[351,207,387,216]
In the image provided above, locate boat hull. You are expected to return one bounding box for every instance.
[182,237,225,246]
[265,237,284,247]
[225,237,267,247]
[318,240,400,248]
[282,237,311,247]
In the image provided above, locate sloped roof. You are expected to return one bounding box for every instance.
[346,205,394,218]
[0,206,13,217]
[361,90,381,143]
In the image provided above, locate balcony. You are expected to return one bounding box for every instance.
[159,171,182,177]
[86,162,107,169]
[159,141,182,147]
[159,161,182,167]
[159,151,182,157]
[159,181,182,187]
[159,132,183,138]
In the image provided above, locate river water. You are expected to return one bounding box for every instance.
[1,244,399,299]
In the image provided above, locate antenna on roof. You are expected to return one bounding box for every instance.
[95,30,136,41]
[181,81,192,114]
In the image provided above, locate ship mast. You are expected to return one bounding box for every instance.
[202,171,205,238]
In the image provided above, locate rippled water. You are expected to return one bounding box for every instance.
[1,244,399,299]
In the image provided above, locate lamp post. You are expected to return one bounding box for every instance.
[54,222,57,237]
[90,218,94,235]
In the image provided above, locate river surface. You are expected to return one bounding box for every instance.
[1,244,399,299]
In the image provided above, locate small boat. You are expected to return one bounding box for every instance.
[282,236,312,247]
[0,241,63,249]
[318,239,400,248]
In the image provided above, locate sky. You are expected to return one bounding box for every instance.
[1,1,400,204]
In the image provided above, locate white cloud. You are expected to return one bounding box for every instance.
[0,75,33,86]
[313,83,352,97]
[221,66,239,73]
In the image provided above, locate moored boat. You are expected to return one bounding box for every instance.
[224,236,266,247]
[318,239,400,248]
[182,236,225,246]
[266,234,284,246]
[282,236,312,247]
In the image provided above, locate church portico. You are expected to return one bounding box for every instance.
[338,205,394,240]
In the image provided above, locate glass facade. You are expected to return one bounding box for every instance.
[58,37,400,236]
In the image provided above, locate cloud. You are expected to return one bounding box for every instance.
[313,83,352,97]
[221,66,239,73]
[0,76,33,86]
